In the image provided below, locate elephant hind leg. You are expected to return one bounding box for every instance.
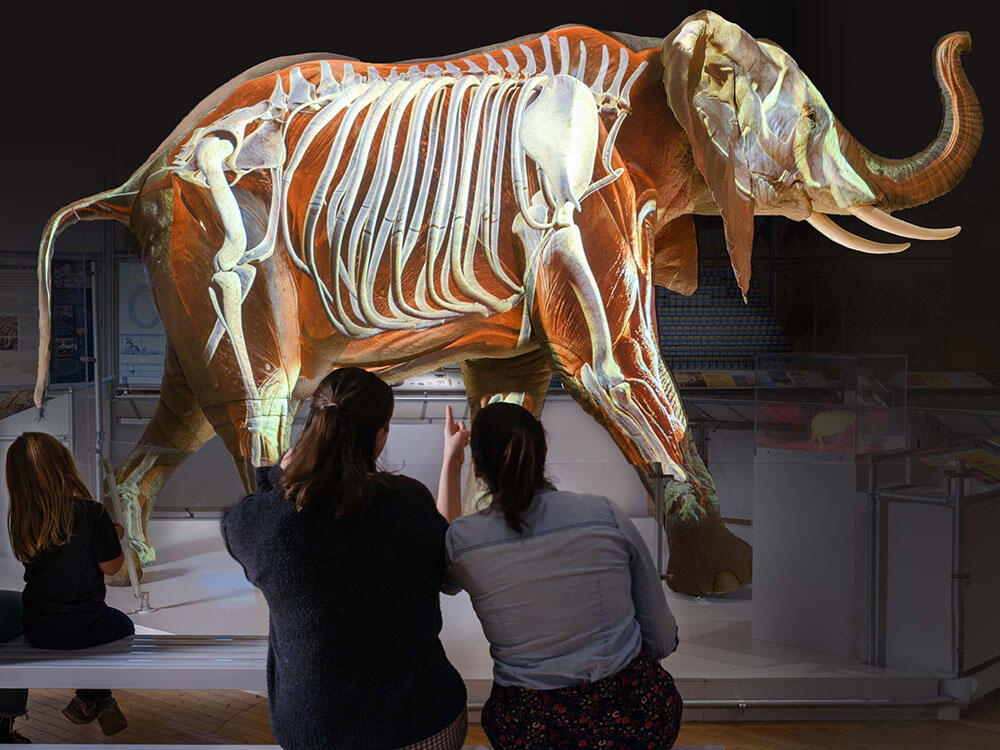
[200,373,299,493]
[115,344,215,569]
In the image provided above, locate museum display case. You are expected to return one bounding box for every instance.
[754,353,908,455]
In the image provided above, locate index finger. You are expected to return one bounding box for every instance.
[445,404,454,429]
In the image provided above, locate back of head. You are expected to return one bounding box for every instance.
[5,432,92,562]
[470,402,548,534]
[278,367,394,517]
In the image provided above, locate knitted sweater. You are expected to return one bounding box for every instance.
[221,466,466,749]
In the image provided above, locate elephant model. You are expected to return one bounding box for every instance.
[34,11,981,596]
[810,410,857,452]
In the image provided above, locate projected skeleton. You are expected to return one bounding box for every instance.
[34,14,980,595]
[170,40,674,473]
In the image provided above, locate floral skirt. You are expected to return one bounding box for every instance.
[481,650,682,749]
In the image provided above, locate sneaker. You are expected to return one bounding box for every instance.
[95,696,127,736]
[62,696,98,725]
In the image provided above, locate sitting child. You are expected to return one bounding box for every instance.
[5,432,134,738]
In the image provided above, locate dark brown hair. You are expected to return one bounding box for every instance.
[6,432,93,562]
[470,402,550,534]
[278,367,394,516]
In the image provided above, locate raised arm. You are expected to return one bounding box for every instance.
[437,405,469,522]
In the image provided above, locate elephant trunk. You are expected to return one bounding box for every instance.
[838,32,982,212]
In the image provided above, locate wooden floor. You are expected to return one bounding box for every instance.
[14,688,1000,748]
[17,690,273,745]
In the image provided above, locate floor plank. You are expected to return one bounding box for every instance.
[19,690,273,745]
[12,688,1000,748]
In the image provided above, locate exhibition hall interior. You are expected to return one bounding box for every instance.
[0,1,997,747]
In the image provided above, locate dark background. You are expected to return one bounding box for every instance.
[2,1,996,371]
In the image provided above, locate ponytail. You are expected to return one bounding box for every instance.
[470,402,549,533]
[278,368,393,516]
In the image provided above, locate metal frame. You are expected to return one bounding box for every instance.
[650,462,667,576]
[864,437,1000,676]
[87,261,151,611]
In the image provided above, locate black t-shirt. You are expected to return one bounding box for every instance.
[21,498,122,631]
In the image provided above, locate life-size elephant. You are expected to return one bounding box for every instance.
[35,11,980,596]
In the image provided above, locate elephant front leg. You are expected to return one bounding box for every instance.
[529,185,750,595]
[459,348,553,513]
[662,433,752,596]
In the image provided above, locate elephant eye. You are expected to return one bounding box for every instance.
[803,105,817,123]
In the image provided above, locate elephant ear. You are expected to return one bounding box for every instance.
[662,13,755,299]
[654,215,699,296]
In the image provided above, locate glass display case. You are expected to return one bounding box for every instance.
[754,353,908,455]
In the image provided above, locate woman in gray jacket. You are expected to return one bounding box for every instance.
[437,401,682,749]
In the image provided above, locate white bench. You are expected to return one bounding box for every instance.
[1,637,722,749]
[0,634,268,690]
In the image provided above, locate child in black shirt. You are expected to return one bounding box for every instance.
[5,432,134,739]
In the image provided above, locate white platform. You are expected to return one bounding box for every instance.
[0,515,956,720]
[0,634,268,689]
[752,447,861,658]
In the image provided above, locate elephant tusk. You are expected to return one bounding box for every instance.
[849,205,960,241]
[806,212,910,254]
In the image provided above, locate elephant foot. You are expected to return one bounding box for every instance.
[665,519,752,596]
[105,551,145,587]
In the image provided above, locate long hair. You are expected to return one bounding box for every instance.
[470,402,550,534]
[6,432,93,563]
[278,367,394,516]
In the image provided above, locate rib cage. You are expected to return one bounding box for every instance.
[172,33,648,338]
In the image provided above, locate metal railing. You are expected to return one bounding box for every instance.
[864,436,1000,676]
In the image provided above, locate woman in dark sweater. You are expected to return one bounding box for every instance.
[221,367,466,750]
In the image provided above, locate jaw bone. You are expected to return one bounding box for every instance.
[848,205,960,241]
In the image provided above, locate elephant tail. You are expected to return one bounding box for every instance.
[34,180,139,409]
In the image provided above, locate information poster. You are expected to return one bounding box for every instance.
[117,261,166,388]
[0,256,90,387]
[49,261,91,385]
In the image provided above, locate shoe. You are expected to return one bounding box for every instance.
[62,696,98,725]
[95,696,127,736]
[0,717,31,743]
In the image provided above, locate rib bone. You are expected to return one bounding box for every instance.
[171,35,645,345]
